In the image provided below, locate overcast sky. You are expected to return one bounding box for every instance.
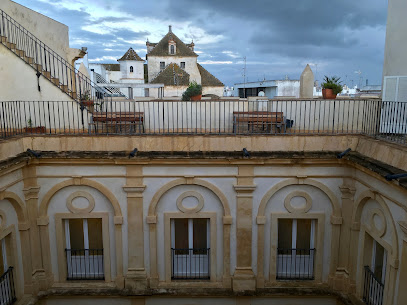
[14,0,388,87]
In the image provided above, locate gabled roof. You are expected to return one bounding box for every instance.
[147,31,197,57]
[197,64,224,87]
[118,47,144,61]
[150,63,190,86]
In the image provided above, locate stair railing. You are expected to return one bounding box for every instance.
[0,9,107,104]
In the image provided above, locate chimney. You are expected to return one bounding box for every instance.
[169,25,172,33]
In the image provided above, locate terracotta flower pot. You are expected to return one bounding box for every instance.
[81,100,95,112]
[190,94,202,101]
[24,126,46,134]
[322,89,337,99]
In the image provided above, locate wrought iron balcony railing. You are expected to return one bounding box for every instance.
[65,249,104,280]
[0,99,406,146]
[276,248,315,280]
[0,267,16,305]
[363,266,384,305]
[171,248,210,280]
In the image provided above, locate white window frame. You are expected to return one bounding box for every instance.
[170,218,210,279]
[64,219,104,279]
[277,219,316,279]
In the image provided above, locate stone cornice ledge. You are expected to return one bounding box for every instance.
[233,185,257,193]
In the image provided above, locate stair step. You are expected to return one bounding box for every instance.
[15,49,25,57]
[43,71,51,78]
[0,36,7,43]
[6,42,16,49]
[51,77,59,85]
[32,64,42,71]
[24,56,34,64]
[61,85,69,92]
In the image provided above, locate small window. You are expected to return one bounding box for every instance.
[180,62,185,69]
[130,66,134,73]
[170,45,175,55]
[160,62,165,70]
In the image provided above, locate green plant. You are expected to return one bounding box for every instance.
[321,76,343,95]
[27,118,32,128]
[80,90,91,101]
[182,81,202,101]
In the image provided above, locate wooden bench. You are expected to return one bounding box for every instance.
[233,111,286,133]
[91,112,144,133]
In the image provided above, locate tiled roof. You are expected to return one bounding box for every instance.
[150,63,190,86]
[197,64,224,87]
[118,47,144,61]
[101,64,120,71]
[147,32,197,57]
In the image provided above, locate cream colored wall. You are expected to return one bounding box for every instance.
[0,44,76,101]
[120,61,144,80]
[203,86,224,97]
[0,0,80,63]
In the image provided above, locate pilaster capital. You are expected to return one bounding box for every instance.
[23,186,40,200]
[223,215,232,225]
[37,216,49,226]
[330,215,343,225]
[123,186,146,198]
[339,185,356,199]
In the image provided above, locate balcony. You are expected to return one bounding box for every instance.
[0,99,405,144]
[65,249,104,280]
[171,248,210,280]
[276,248,315,280]
[0,267,16,305]
[363,266,384,305]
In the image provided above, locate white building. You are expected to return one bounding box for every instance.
[234,79,300,98]
[147,26,224,98]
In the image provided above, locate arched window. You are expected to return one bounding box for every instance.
[170,45,175,55]
[130,66,134,73]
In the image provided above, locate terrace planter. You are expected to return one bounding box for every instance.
[322,89,337,99]
[24,126,46,134]
[190,94,202,101]
[80,100,95,112]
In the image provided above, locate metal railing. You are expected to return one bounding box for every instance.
[171,248,210,280]
[276,248,315,280]
[0,9,108,103]
[0,267,16,305]
[363,266,384,305]
[65,249,104,280]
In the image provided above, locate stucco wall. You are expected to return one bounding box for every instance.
[0,0,73,62]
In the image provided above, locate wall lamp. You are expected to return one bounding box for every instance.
[385,173,407,181]
[337,148,351,159]
[27,149,41,158]
[129,148,138,158]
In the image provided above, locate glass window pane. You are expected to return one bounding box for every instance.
[278,219,293,254]
[0,240,4,275]
[69,219,84,250]
[174,219,189,251]
[296,219,312,250]
[88,218,103,250]
[193,219,208,254]
[374,242,386,281]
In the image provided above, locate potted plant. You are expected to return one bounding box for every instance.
[182,81,202,101]
[321,76,343,99]
[80,90,94,111]
[24,117,46,134]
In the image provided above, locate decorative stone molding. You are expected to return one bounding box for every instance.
[147,216,157,224]
[399,221,407,239]
[223,215,233,225]
[233,185,257,193]
[176,191,204,213]
[339,185,356,199]
[284,191,312,214]
[256,216,266,225]
[18,222,30,231]
[23,186,40,200]
[369,208,386,237]
[36,216,49,226]
[122,186,146,194]
[66,191,95,214]
[330,215,343,225]
[114,216,123,225]
[0,210,7,231]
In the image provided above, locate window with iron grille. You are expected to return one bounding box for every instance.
[160,62,165,70]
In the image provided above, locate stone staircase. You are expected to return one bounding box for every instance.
[0,9,105,102]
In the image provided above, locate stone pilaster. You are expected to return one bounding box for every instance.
[22,165,49,292]
[232,165,256,292]
[396,221,407,304]
[332,181,355,292]
[123,165,148,290]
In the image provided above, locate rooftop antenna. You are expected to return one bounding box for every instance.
[354,70,362,88]
[242,56,247,98]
